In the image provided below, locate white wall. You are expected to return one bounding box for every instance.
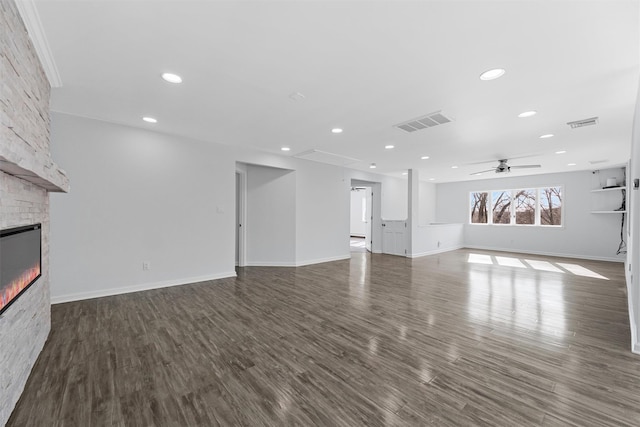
[50,113,236,302]
[627,77,640,354]
[49,113,412,300]
[350,189,367,236]
[348,170,408,220]
[409,224,464,258]
[380,176,408,220]
[436,170,626,262]
[295,160,351,265]
[419,181,436,225]
[245,164,296,266]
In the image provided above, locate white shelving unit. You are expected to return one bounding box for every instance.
[590,168,627,214]
[591,186,627,193]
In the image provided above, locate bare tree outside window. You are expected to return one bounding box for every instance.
[470,192,489,223]
[492,191,512,224]
[540,187,562,226]
[515,189,536,225]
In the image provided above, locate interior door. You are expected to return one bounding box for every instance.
[382,220,406,256]
[365,189,372,252]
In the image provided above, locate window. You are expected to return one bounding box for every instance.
[540,186,562,226]
[470,192,489,224]
[469,186,562,227]
[492,191,511,224]
[515,189,536,225]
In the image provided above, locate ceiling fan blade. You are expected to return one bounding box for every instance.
[510,164,541,169]
[470,169,497,176]
[464,153,542,166]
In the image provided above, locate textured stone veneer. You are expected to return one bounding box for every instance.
[0,1,60,425]
[0,173,51,426]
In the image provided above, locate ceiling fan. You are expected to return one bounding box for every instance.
[470,159,541,176]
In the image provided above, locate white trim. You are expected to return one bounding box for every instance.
[50,271,237,304]
[244,254,351,267]
[625,264,638,355]
[244,261,297,267]
[407,246,464,258]
[14,0,63,87]
[296,254,351,266]
[464,245,624,263]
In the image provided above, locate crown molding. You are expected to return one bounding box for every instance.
[14,0,62,87]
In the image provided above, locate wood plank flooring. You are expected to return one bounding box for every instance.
[7,249,640,426]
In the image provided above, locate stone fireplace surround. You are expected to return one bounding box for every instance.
[0,0,69,424]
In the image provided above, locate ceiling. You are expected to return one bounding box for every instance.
[32,0,639,182]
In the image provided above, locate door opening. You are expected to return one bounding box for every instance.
[235,170,246,267]
[350,186,371,252]
[350,179,382,254]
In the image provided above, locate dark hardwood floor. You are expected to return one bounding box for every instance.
[7,249,640,426]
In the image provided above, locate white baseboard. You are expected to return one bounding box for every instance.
[295,254,351,267]
[245,254,351,268]
[408,246,464,258]
[244,261,297,267]
[463,245,624,263]
[51,271,237,304]
[626,265,639,355]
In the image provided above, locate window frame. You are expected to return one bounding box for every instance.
[468,185,564,227]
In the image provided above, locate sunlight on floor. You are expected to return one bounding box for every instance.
[525,260,564,273]
[467,253,493,264]
[467,253,609,280]
[557,263,609,280]
[495,256,527,268]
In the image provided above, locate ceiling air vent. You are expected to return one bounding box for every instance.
[567,117,598,129]
[394,111,453,133]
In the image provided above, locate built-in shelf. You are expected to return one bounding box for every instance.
[591,210,627,214]
[591,187,626,193]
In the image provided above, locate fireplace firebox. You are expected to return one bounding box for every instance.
[0,224,42,315]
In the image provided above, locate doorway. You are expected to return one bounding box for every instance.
[350,179,382,253]
[235,169,246,267]
[350,186,371,252]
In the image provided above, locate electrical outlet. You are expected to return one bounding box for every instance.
[142,262,150,271]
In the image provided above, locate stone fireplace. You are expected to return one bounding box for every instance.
[0,1,69,424]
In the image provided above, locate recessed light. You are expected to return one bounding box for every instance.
[281,147,290,152]
[421,156,430,160]
[451,166,458,169]
[369,163,377,169]
[385,145,395,149]
[402,172,408,176]
[142,117,157,123]
[479,68,505,81]
[518,111,537,118]
[161,72,182,84]
[429,178,435,181]
[288,92,305,101]
[539,134,554,139]
[556,150,567,154]
[331,128,343,134]
[568,163,576,166]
